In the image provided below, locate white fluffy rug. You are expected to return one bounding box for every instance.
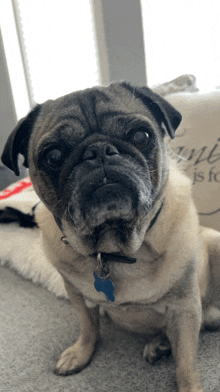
[0,178,68,298]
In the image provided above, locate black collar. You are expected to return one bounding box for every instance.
[147,200,164,232]
[53,214,63,231]
[91,252,137,264]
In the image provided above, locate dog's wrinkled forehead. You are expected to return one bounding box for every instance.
[35,83,156,140]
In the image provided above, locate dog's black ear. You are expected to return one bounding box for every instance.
[1,105,41,176]
[120,82,182,139]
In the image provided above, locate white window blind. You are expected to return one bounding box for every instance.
[141,0,220,90]
[1,0,220,121]
[1,0,100,113]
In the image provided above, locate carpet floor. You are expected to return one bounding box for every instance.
[1,266,220,392]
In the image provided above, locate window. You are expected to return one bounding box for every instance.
[1,0,220,120]
[1,0,99,118]
[141,0,220,90]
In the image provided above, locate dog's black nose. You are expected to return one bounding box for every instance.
[83,143,119,162]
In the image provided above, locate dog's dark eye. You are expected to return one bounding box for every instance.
[131,130,150,150]
[46,149,63,169]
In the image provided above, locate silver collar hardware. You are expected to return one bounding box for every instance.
[61,236,69,246]
[96,252,110,279]
[93,252,115,302]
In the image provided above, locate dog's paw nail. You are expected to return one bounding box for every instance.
[54,342,95,376]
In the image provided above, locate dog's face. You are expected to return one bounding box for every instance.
[1,82,181,255]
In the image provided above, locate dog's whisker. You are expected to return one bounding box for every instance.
[149,168,159,173]
[50,199,63,215]
[168,146,190,162]
[63,202,74,222]
[63,206,69,222]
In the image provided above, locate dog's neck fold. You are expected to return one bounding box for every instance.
[53,200,164,262]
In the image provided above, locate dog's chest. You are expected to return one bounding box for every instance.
[59,257,169,334]
[59,250,168,307]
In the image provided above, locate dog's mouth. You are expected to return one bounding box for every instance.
[60,167,154,254]
[61,179,138,253]
[61,166,153,254]
[94,176,116,188]
[93,181,119,194]
[64,172,139,234]
[82,181,136,229]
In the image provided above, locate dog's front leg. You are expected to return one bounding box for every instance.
[166,307,203,392]
[55,280,100,376]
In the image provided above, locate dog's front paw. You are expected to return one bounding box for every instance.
[54,338,96,376]
[143,335,171,364]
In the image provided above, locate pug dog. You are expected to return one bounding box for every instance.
[2,82,220,392]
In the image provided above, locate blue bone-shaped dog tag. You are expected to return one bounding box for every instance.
[94,271,115,302]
